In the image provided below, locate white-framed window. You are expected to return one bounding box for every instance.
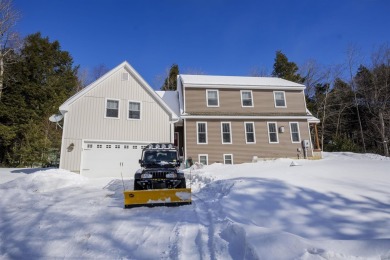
[206,89,219,107]
[241,90,253,107]
[224,154,233,164]
[115,145,120,149]
[86,144,93,149]
[105,99,120,118]
[132,145,137,149]
[106,144,112,148]
[128,101,141,120]
[97,144,102,148]
[289,122,301,143]
[141,145,147,149]
[124,145,129,149]
[221,122,232,144]
[244,122,256,143]
[267,122,279,143]
[199,154,208,165]
[197,122,208,144]
[274,91,286,108]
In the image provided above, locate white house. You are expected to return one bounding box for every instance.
[58,61,178,178]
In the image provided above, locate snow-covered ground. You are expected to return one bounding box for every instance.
[1,152,389,259]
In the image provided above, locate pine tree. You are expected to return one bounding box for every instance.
[161,64,179,91]
[272,50,303,83]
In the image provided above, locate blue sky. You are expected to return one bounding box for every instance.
[14,0,390,89]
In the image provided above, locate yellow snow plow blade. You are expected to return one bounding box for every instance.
[123,188,192,208]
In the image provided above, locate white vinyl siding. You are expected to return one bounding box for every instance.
[197,122,208,144]
[274,91,286,108]
[221,122,232,144]
[199,154,208,165]
[224,154,233,164]
[206,89,219,107]
[267,122,279,143]
[241,90,253,107]
[128,101,141,120]
[290,122,301,143]
[105,99,120,118]
[244,122,255,144]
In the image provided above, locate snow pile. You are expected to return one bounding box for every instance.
[1,152,390,259]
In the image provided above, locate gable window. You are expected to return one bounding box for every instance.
[199,154,208,165]
[245,122,255,143]
[221,122,232,144]
[290,122,301,143]
[106,99,119,118]
[267,122,279,143]
[128,101,141,120]
[241,90,253,107]
[197,122,207,144]
[224,154,233,164]
[274,91,286,107]
[207,90,219,107]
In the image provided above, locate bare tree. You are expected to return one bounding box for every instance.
[249,66,269,77]
[346,45,366,152]
[76,68,90,91]
[182,67,205,75]
[0,0,20,100]
[91,64,109,81]
[299,59,326,99]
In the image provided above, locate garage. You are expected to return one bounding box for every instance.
[81,141,147,178]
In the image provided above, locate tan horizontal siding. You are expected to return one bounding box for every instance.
[184,88,306,114]
[185,119,312,164]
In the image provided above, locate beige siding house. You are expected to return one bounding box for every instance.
[177,75,320,165]
[59,61,178,177]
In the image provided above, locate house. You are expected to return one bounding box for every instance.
[175,74,321,165]
[58,61,178,178]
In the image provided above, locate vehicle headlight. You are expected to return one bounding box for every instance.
[166,173,177,178]
[141,173,153,179]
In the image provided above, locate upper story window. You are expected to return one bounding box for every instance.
[245,122,255,143]
[267,122,279,143]
[128,101,141,120]
[290,122,301,143]
[197,122,207,144]
[241,90,253,107]
[221,122,232,144]
[206,89,219,107]
[106,99,119,118]
[274,91,286,107]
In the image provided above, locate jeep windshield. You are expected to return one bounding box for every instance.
[143,150,178,168]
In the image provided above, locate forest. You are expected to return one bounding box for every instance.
[0,0,389,167]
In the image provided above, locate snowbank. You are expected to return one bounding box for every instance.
[0,152,389,259]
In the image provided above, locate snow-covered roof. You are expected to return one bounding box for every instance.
[306,109,320,123]
[179,74,305,89]
[155,91,180,117]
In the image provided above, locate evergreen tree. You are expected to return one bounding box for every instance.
[272,50,303,83]
[161,64,179,90]
[0,32,78,166]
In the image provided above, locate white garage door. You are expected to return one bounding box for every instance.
[81,141,146,178]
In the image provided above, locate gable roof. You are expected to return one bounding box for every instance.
[155,91,180,117]
[59,61,178,120]
[179,74,305,90]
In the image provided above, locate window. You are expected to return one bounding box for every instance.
[199,154,208,165]
[224,154,233,164]
[267,122,279,143]
[106,144,112,148]
[122,72,129,81]
[206,90,219,107]
[241,90,253,107]
[274,91,286,107]
[290,122,301,143]
[106,99,119,118]
[221,122,232,144]
[115,145,120,149]
[128,101,141,119]
[87,144,93,149]
[141,145,147,149]
[124,145,129,149]
[97,144,102,148]
[245,122,255,143]
[197,122,207,144]
[132,145,137,149]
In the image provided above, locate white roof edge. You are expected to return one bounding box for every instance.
[181,115,314,120]
[59,61,178,120]
[182,84,305,90]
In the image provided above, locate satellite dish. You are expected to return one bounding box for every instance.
[49,114,64,123]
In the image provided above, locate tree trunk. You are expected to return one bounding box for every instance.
[0,53,3,101]
[379,110,389,157]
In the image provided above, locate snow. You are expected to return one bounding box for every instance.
[1,152,389,259]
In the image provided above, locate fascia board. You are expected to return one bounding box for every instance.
[181,115,313,120]
[183,84,305,90]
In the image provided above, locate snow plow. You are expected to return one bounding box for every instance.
[123,143,191,208]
